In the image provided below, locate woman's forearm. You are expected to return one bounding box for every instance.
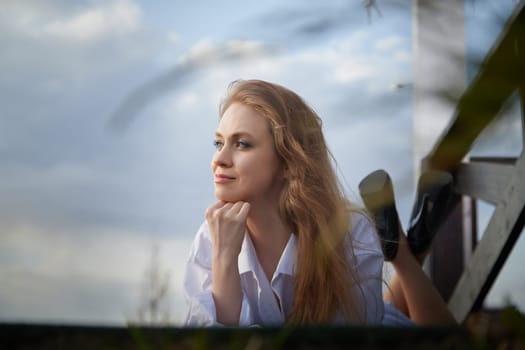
[212,255,242,325]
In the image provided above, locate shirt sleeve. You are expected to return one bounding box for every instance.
[183,222,254,326]
[349,212,385,325]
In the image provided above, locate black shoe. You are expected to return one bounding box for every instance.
[406,170,453,256]
[359,169,402,261]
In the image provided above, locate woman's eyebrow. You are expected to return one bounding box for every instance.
[215,131,255,139]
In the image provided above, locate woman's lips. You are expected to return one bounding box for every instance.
[214,174,235,184]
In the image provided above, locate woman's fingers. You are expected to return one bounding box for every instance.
[223,202,250,222]
[238,202,251,219]
[208,201,249,217]
[229,201,245,214]
[205,200,225,219]
[206,200,251,260]
[222,202,234,214]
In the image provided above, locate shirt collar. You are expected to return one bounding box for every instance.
[238,231,258,275]
[274,233,296,276]
[238,232,296,277]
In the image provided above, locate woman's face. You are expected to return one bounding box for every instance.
[212,102,283,205]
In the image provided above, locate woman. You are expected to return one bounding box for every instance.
[183,79,452,326]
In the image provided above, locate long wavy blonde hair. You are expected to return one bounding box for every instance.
[220,79,366,324]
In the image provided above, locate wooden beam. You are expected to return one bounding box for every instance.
[454,162,514,205]
[448,150,525,323]
[412,0,466,177]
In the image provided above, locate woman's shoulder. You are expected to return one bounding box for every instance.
[348,209,382,256]
[349,209,376,239]
[349,209,374,230]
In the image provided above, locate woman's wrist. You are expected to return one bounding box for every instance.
[212,252,239,273]
[212,246,239,264]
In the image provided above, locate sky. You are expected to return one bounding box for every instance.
[0,0,523,326]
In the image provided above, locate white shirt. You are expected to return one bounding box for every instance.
[184,212,385,326]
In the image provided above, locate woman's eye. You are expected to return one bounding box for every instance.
[213,140,224,149]
[237,140,252,149]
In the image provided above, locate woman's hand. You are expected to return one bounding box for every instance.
[206,200,251,261]
[205,200,250,325]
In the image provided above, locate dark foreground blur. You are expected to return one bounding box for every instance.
[1,306,524,350]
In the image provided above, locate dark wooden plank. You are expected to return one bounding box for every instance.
[431,195,464,302]
[454,162,514,204]
[448,151,525,323]
[422,3,525,173]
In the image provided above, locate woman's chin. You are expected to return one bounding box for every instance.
[215,191,241,203]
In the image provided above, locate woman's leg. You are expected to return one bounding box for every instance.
[383,267,409,316]
[384,232,456,325]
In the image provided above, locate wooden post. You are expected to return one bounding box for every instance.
[412,0,467,298]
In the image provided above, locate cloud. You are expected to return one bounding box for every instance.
[0,0,157,95]
[108,39,281,131]
[0,0,199,242]
[109,23,412,131]
[2,0,142,41]
[374,35,404,51]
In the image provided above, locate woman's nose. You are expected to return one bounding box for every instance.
[212,147,232,168]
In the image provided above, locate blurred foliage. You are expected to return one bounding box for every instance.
[465,305,525,350]
[128,245,172,326]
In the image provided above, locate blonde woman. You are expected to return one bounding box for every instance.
[183,79,453,326]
